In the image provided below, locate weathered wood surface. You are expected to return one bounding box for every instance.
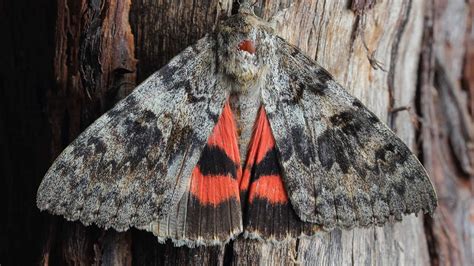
[420,0,474,265]
[2,0,473,265]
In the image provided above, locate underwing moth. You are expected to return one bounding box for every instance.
[37,3,437,247]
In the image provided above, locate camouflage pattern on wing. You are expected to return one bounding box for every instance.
[262,37,437,230]
[37,35,230,232]
[240,106,320,241]
[141,101,243,246]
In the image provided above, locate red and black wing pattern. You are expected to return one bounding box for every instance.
[187,100,243,241]
[144,101,243,246]
[240,106,320,241]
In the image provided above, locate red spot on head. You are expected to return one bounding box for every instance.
[238,39,256,54]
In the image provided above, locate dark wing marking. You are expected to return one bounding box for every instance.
[262,37,437,229]
[241,107,320,241]
[36,35,230,232]
[140,102,242,247]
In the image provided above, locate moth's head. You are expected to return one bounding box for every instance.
[216,10,276,85]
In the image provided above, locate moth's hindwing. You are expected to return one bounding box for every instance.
[240,107,320,241]
[262,37,437,230]
[140,102,243,246]
[36,35,231,233]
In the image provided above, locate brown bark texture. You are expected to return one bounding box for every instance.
[1,0,472,265]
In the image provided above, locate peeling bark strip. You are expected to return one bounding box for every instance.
[51,0,137,156]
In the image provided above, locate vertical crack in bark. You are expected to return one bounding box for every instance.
[416,1,437,265]
[350,0,376,13]
[434,59,474,175]
[314,0,327,61]
[387,0,413,129]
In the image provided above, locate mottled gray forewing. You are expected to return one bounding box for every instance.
[37,36,229,231]
[262,37,437,229]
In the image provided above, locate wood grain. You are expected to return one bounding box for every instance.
[421,0,474,265]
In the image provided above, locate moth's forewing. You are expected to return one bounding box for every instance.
[262,37,437,229]
[36,36,233,241]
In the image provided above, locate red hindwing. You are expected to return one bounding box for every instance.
[189,101,241,205]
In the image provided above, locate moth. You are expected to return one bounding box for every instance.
[37,3,437,247]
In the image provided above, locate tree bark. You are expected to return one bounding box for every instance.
[1,0,472,265]
[421,0,474,265]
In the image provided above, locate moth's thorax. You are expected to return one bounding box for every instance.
[217,13,276,86]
